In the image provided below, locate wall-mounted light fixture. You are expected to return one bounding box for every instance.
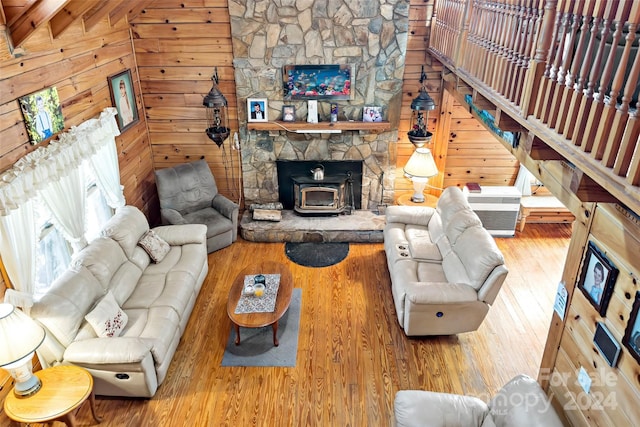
[408,66,436,148]
[203,67,230,147]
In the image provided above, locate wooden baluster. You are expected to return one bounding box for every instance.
[488,2,508,86]
[504,0,528,101]
[604,10,640,169]
[474,0,492,78]
[540,0,573,124]
[559,0,598,137]
[624,100,640,185]
[496,0,520,95]
[479,1,497,82]
[489,1,510,90]
[522,0,557,117]
[572,0,617,149]
[462,0,477,72]
[533,1,563,119]
[583,0,628,156]
[442,0,454,59]
[515,0,544,107]
[548,0,583,128]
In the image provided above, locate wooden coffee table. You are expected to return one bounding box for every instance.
[227,261,293,346]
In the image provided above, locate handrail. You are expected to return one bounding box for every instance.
[429,0,640,214]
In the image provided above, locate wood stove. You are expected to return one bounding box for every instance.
[293,175,347,215]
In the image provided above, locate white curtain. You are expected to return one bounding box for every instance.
[0,108,122,304]
[89,131,125,208]
[0,201,37,312]
[515,164,533,197]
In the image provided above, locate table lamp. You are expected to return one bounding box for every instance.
[0,303,46,397]
[404,147,438,203]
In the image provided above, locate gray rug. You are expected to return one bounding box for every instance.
[221,288,302,367]
[285,242,349,267]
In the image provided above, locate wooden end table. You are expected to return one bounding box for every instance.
[227,261,293,346]
[3,365,102,427]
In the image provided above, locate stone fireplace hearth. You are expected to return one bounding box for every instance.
[229,1,409,213]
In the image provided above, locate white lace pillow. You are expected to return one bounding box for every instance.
[137,229,170,263]
[85,291,128,338]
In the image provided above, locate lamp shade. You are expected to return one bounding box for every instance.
[0,303,45,367]
[404,147,438,179]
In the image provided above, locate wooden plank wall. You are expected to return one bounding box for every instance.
[130,0,242,205]
[397,0,518,198]
[0,15,157,222]
[546,204,640,427]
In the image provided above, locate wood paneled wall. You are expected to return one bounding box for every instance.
[130,0,242,204]
[541,204,640,426]
[396,0,518,197]
[0,14,157,222]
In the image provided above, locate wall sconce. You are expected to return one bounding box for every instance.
[0,303,46,397]
[203,67,230,147]
[408,66,436,148]
[404,147,438,203]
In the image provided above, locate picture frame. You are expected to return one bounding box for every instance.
[282,105,296,122]
[623,291,640,364]
[19,87,65,144]
[363,106,382,122]
[247,98,268,122]
[577,241,618,316]
[108,69,139,132]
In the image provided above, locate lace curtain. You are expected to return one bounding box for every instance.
[0,107,122,308]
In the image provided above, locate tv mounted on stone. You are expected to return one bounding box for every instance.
[283,64,353,100]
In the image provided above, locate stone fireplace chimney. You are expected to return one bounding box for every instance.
[229,0,409,210]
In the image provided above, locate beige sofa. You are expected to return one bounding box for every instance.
[31,206,208,397]
[395,374,564,427]
[384,187,508,335]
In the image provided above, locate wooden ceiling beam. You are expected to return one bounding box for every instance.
[0,0,7,26]
[9,0,69,48]
[82,0,122,32]
[49,0,99,39]
[126,0,156,23]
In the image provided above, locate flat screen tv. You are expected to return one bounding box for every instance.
[283,64,352,100]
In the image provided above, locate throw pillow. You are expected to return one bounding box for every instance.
[85,291,128,338]
[138,229,170,263]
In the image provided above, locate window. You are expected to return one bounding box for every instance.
[33,168,113,299]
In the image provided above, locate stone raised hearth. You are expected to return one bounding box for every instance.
[240,210,385,243]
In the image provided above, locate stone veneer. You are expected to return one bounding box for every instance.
[229,0,409,210]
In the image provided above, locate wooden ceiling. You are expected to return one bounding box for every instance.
[0,0,156,50]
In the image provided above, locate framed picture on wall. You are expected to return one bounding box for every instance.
[282,105,295,122]
[18,87,65,144]
[248,98,268,122]
[577,241,619,316]
[108,69,139,132]
[623,292,640,364]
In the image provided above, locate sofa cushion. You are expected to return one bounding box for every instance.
[395,390,489,427]
[76,237,143,305]
[31,265,105,347]
[409,239,442,262]
[454,227,505,290]
[489,374,563,427]
[101,206,150,258]
[138,229,170,263]
[444,208,482,245]
[85,291,128,338]
[437,186,471,226]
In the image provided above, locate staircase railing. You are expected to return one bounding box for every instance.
[429,0,640,210]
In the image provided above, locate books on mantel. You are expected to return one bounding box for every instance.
[466,182,481,193]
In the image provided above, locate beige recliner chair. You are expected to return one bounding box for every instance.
[395,374,564,427]
[155,159,238,253]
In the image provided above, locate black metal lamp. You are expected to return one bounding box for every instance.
[203,67,230,147]
[408,66,436,148]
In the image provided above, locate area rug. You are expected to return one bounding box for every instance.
[221,288,302,367]
[284,242,349,267]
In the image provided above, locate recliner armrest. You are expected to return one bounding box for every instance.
[160,208,188,225]
[64,337,152,365]
[152,224,207,246]
[395,390,489,427]
[405,281,479,305]
[385,205,436,227]
[212,194,239,220]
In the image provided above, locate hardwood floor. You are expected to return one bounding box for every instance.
[1,223,572,426]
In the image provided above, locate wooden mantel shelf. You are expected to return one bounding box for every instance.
[247,121,391,133]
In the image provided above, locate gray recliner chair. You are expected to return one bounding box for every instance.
[155,159,238,253]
